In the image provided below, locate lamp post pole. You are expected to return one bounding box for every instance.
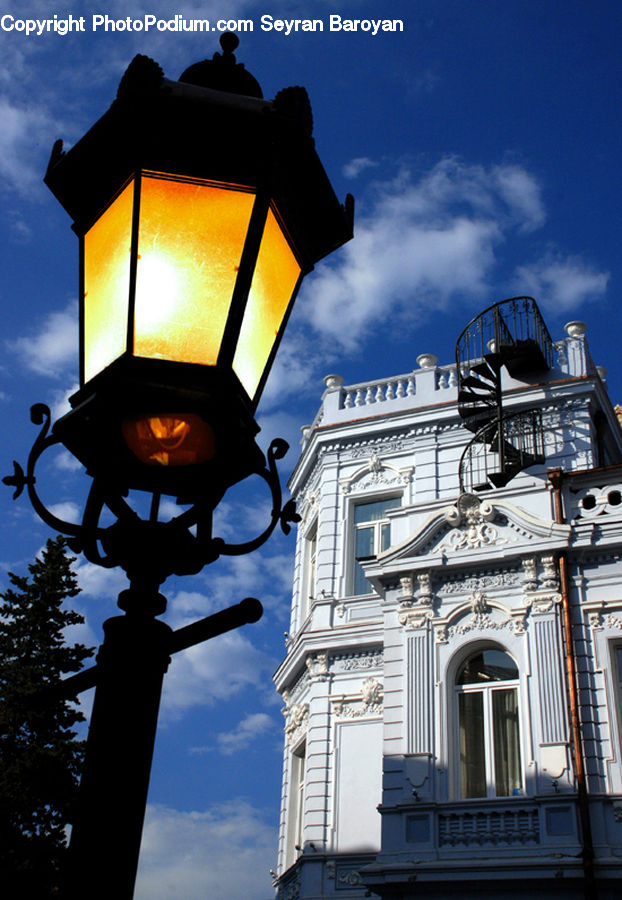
[67,583,172,899]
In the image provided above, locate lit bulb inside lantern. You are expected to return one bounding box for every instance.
[122,413,215,466]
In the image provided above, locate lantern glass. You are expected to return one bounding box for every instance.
[134,173,255,367]
[233,206,301,399]
[83,179,134,383]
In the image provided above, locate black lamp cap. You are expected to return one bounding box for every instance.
[179,33,263,99]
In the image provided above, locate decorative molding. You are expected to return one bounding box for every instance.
[338,868,363,887]
[306,650,329,681]
[447,613,515,639]
[379,496,569,569]
[283,667,311,705]
[331,649,384,672]
[284,702,309,748]
[526,592,562,615]
[277,868,301,900]
[340,451,413,495]
[439,807,540,846]
[440,493,506,552]
[399,603,434,629]
[399,574,415,603]
[435,595,525,643]
[440,569,520,594]
[590,612,622,631]
[398,571,435,629]
[332,677,383,718]
[570,483,622,520]
[522,557,538,592]
[299,487,320,527]
[344,435,413,460]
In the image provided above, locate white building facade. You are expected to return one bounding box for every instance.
[274,301,622,899]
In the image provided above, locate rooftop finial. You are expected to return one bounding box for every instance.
[179,32,263,99]
[219,31,239,56]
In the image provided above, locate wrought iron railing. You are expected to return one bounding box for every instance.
[459,409,545,493]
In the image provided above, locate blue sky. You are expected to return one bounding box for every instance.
[1,1,621,897]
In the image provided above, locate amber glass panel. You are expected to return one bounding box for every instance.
[233,207,301,400]
[122,413,215,466]
[134,174,254,365]
[83,180,134,382]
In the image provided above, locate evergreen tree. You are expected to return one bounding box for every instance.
[0,536,94,897]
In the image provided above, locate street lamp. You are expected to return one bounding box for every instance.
[4,34,352,899]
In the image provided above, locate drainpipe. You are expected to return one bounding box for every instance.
[548,468,596,899]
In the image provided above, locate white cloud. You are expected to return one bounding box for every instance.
[72,557,128,600]
[216,712,274,755]
[491,164,546,232]
[135,800,276,900]
[0,96,57,195]
[11,301,78,378]
[300,157,546,351]
[51,382,79,421]
[514,253,609,312]
[343,156,378,179]
[47,500,81,524]
[161,628,276,718]
[54,448,84,472]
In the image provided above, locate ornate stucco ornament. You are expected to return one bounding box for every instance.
[521,553,562,613]
[339,453,413,494]
[284,701,309,748]
[440,493,505,551]
[332,676,383,718]
[398,570,435,629]
[306,650,329,680]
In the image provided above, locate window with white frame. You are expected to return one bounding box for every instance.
[303,526,317,619]
[455,646,522,799]
[286,743,306,866]
[352,496,401,595]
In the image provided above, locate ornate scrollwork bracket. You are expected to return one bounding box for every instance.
[4,404,300,602]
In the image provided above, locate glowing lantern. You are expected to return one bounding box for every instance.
[44,37,353,501]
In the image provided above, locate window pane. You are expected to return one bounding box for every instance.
[380,523,391,552]
[354,497,400,524]
[493,689,521,796]
[458,692,486,798]
[354,526,374,594]
[356,526,374,559]
[456,649,518,685]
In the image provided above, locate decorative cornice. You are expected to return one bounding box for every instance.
[331,648,384,672]
[375,493,570,569]
[306,650,329,681]
[440,568,521,594]
[340,451,413,495]
[332,676,383,718]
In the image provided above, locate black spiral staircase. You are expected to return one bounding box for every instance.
[456,297,552,493]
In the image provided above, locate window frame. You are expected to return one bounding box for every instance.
[347,493,401,597]
[452,644,523,800]
[286,741,307,867]
[299,522,317,626]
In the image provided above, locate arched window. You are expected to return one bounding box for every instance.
[455,646,522,799]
